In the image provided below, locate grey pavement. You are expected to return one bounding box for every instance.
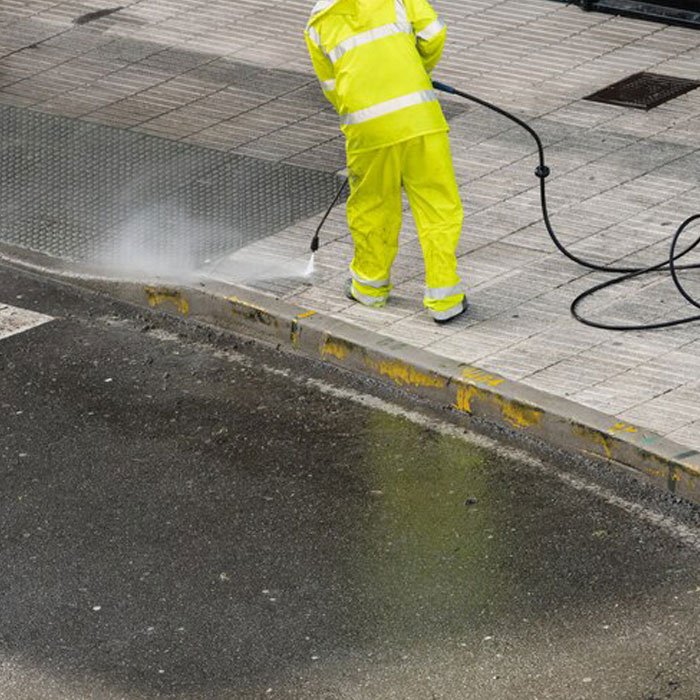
[1,264,700,699]
[1,2,700,453]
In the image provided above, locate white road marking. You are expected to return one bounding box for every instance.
[0,303,53,340]
[264,364,700,552]
[142,326,700,551]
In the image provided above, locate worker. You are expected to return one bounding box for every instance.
[304,0,466,323]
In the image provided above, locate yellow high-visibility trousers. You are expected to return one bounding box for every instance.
[346,131,465,321]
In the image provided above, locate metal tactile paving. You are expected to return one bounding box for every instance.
[585,72,700,110]
[0,105,345,269]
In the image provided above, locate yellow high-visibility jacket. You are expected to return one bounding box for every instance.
[304,0,449,154]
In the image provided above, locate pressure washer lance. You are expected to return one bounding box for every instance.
[307,176,348,277]
[310,80,700,331]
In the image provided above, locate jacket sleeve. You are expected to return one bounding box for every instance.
[304,28,339,111]
[404,0,447,75]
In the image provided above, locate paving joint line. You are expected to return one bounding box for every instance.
[461,120,697,229]
[522,17,665,98]
[133,73,324,149]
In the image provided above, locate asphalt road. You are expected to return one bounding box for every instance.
[1,264,699,700]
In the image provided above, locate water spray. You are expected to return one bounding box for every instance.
[311,80,700,331]
[303,252,315,278]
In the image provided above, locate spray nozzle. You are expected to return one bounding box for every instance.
[310,234,320,253]
[432,80,456,95]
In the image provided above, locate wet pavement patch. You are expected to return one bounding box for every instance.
[0,105,344,270]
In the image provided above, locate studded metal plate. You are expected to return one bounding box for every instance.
[585,72,700,110]
[0,105,345,269]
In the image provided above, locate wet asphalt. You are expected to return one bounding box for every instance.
[0,263,699,700]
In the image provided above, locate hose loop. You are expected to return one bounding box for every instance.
[311,80,700,331]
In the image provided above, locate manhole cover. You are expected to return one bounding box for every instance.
[585,72,700,110]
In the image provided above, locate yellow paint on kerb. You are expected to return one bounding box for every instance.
[227,295,267,314]
[226,296,276,326]
[461,366,505,387]
[291,311,317,347]
[500,401,543,429]
[145,287,189,315]
[455,384,543,429]
[610,421,638,434]
[573,425,613,459]
[591,433,612,459]
[365,358,447,389]
[296,310,317,320]
[322,338,351,361]
[455,385,478,413]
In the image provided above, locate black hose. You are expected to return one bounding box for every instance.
[310,177,348,253]
[312,80,700,330]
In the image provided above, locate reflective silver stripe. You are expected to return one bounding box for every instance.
[328,21,412,63]
[395,0,409,25]
[351,270,390,289]
[425,284,463,301]
[320,78,336,92]
[340,90,437,126]
[430,300,465,321]
[306,26,322,48]
[416,18,446,41]
[351,286,388,306]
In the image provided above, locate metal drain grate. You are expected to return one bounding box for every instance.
[546,1,700,29]
[585,72,700,110]
[0,105,345,270]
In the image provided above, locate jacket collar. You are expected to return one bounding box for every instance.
[308,0,346,24]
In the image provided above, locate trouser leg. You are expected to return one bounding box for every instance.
[346,145,403,307]
[401,132,465,321]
